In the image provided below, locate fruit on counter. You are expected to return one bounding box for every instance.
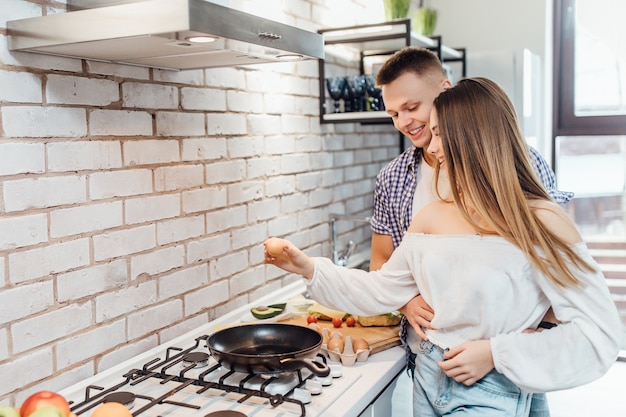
[25,407,65,417]
[357,312,402,327]
[250,303,287,319]
[0,406,20,417]
[264,237,285,257]
[20,391,70,417]
[307,302,348,320]
[345,316,356,327]
[91,402,132,417]
[306,315,318,324]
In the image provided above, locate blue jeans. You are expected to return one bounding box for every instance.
[411,340,532,416]
[529,393,550,417]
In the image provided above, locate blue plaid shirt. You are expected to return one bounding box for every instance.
[371,146,574,248]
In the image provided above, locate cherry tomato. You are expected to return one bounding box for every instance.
[20,391,70,417]
[345,317,356,327]
[306,315,318,324]
[332,317,343,328]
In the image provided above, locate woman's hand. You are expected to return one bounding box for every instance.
[438,340,494,386]
[398,295,435,340]
[263,238,315,279]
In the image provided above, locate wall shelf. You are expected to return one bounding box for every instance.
[318,19,466,125]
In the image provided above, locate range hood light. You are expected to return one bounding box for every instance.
[277,54,304,61]
[185,35,219,44]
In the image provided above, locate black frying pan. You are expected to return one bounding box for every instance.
[207,323,330,376]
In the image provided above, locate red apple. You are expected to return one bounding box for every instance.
[20,392,70,417]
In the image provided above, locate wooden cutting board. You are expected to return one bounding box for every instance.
[278,315,401,355]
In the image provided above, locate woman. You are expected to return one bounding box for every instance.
[264,78,621,416]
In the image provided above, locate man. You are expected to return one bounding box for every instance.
[369,47,573,417]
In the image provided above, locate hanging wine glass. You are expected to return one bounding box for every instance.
[326,77,346,113]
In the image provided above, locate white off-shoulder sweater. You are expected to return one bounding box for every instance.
[307,233,622,393]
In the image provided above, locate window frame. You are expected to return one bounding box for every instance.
[553,0,626,138]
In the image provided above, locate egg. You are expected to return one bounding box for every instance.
[330,330,343,340]
[308,322,321,332]
[264,237,284,257]
[352,338,369,352]
[327,337,344,353]
[321,327,330,345]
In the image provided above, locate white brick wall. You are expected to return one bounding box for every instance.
[0,0,396,405]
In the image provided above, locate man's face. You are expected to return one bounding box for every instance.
[381,72,449,149]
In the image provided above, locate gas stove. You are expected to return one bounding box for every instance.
[63,334,360,417]
[58,282,406,417]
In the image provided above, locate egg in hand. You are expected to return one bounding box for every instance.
[264,237,284,257]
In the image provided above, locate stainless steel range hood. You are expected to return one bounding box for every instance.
[7,0,324,71]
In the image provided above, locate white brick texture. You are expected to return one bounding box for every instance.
[46,75,119,106]
[0,213,47,250]
[127,299,183,340]
[89,169,153,199]
[95,281,157,323]
[57,260,128,302]
[8,238,90,284]
[0,70,42,103]
[89,110,153,136]
[0,143,45,176]
[92,224,156,261]
[2,106,87,138]
[11,302,93,353]
[0,0,397,401]
[3,175,87,212]
[47,141,123,172]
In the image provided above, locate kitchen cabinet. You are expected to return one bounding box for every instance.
[318,19,466,125]
[358,372,403,417]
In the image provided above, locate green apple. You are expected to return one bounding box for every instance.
[0,406,20,417]
[25,406,65,417]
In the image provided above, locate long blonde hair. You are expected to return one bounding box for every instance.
[433,77,594,287]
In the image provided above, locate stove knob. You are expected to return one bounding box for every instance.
[315,374,333,386]
[305,379,323,394]
[329,363,343,378]
[293,388,312,404]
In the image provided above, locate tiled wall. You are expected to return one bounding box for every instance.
[0,0,399,404]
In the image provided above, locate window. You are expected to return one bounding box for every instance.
[553,0,626,241]
[554,0,626,350]
[554,0,626,135]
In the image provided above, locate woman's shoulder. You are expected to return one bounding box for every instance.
[530,199,582,244]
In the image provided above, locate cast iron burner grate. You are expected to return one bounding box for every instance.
[68,335,321,417]
[101,391,135,408]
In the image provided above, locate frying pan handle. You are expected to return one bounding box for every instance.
[279,357,330,377]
